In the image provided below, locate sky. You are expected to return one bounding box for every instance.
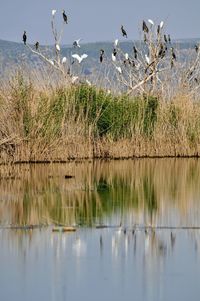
[0,0,199,45]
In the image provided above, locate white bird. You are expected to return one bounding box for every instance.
[73,39,81,48]
[71,76,79,83]
[62,57,67,64]
[72,53,88,63]
[56,44,60,51]
[114,39,119,47]
[86,80,92,86]
[160,21,164,29]
[125,53,129,60]
[145,54,150,64]
[52,10,56,16]
[50,60,54,66]
[112,53,116,62]
[148,19,154,26]
[116,66,122,74]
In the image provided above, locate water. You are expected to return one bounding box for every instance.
[1,159,200,301]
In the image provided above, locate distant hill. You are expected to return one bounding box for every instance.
[0,38,199,77]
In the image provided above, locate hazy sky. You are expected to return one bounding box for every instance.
[0,0,199,44]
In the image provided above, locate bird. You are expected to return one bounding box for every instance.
[62,10,68,24]
[157,25,161,35]
[164,34,168,43]
[56,44,60,51]
[125,53,129,60]
[142,21,149,33]
[35,41,39,50]
[133,46,138,59]
[62,57,67,64]
[72,53,88,63]
[23,31,27,45]
[145,54,150,64]
[52,10,56,16]
[171,47,176,60]
[121,25,128,38]
[114,39,119,47]
[113,49,117,57]
[112,53,117,62]
[50,60,54,66]
[100,49,105,63]
[168,34,171,44]
[116,66,122,74]
[148,19,154,26]
[73,39,81,48]
[160,21,164,29]
[195,44,199,53]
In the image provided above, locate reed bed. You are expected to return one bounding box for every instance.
[0,72,200,162]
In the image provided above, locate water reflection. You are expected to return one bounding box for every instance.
[0,159,200,227]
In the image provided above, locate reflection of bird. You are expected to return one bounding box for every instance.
[100,49,104,63]
[35,41,39,50]
[72,53,88,63]
[143,21,149,33]
[73,39,81,48]
[133,46,138,59]
[121,25,128,38]
[62,10,68,23]
[23,31,27,45]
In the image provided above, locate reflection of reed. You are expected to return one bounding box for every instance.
[0,159,200,227]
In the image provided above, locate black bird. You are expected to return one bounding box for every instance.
[121,25,128,38]
[23,31,27,45]
[195,44,199,53]
[100,49,104,63]
[157,25,161,35]
[35,41,39,50]
[133,46,138,59]
[164,34,168,43]
[113,48,117,57]
[62,10,68,24]
[168,34,171,44]
[142,21,149,33]
[171,47,176,60]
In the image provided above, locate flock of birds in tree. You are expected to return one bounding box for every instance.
[22,10,200,84]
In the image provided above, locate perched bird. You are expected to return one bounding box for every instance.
[158,43,165,58]
[133,46,138,59]
[50,60,55,66]
[125,53,129,60]
[145,54,150,64]
[73,39,81,48]
[35,41,39,50]
[56,44,60,51]
[142,21,149,33]
[195,44,199,53]
[23,31,27,45]
[72,53,88,63]
[52,10,56,16]
[112,53,117,62]
[100,49,104,63]
[116,66,122,74]
[62,10,68,24]
[114,39,119,47]
[157,25,161,35]
[62,57,67,64]
[148,19,154,26]
[164,34,168,43]
[160,21,164,29]
[171,47,176,60]
[121,25,128,38]
[168,34,171,44]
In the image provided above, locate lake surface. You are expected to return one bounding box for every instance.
[1,159,200,301]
